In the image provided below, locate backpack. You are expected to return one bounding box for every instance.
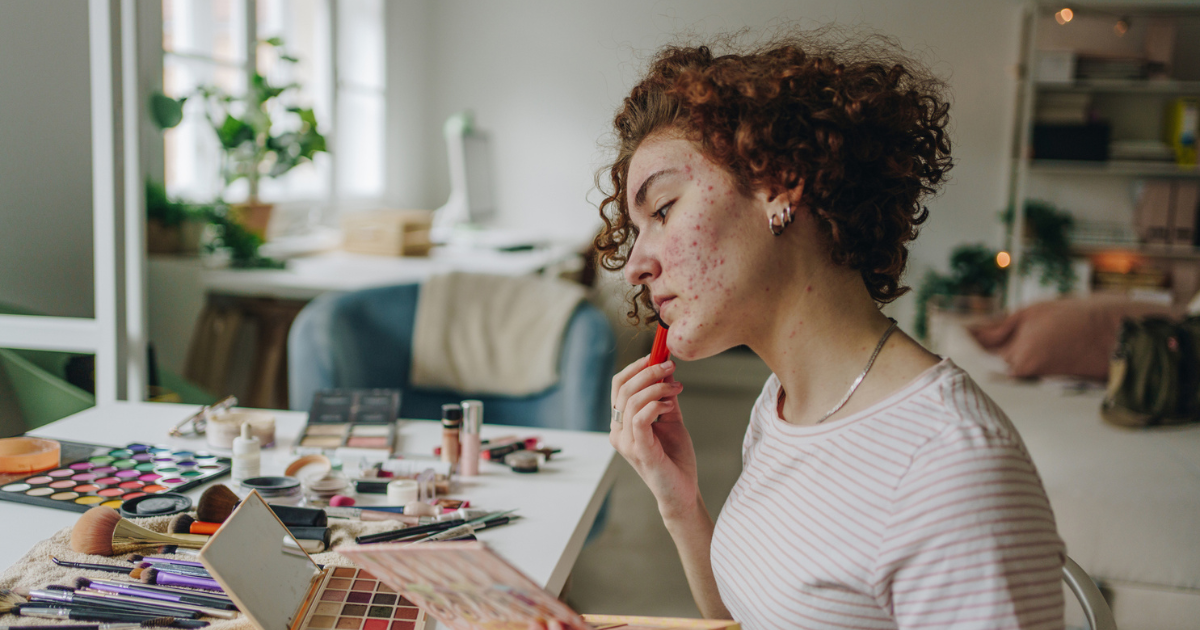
[1102,315,1200,428]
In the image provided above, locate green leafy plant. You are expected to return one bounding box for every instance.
[915,244,1007,340]
[151,38,327,202]
[145,179,193,228]
[198,204,285,269]
[1003,200,1076,294]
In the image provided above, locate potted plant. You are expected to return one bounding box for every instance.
[915,244,1007,341]
[151,38,327,240]
[1003,199,1077,294]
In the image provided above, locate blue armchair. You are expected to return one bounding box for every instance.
[288,282,616,432]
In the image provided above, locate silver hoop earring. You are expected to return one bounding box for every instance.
[769,205,795,236]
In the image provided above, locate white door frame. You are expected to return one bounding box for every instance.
[0,0,146,406]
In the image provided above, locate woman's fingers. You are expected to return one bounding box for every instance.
[611,355,651,407]
[629,399,674,456]
[615,360,676,413]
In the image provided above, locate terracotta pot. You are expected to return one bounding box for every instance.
[146,218,181,254]
[230,202,274,239]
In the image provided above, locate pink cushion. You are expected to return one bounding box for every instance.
[970,297,1180,380]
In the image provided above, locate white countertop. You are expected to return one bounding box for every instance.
[4,402,618,596]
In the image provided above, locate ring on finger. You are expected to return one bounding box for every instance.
[611,406,623,425]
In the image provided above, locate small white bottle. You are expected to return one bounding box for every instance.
[231,422,261,484]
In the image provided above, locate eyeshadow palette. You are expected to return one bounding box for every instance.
[298,389,401,453]
[200,492,426,630]
[303,566,425,630]
[0,441,231,513]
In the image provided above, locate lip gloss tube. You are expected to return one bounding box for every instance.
[459,400,482,476]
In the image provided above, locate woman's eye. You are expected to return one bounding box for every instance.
[652,201,674,222]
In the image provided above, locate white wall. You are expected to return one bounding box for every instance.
[385,0,1026,329]
[0,0,95,319]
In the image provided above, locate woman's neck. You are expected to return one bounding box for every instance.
[747,267,908,427]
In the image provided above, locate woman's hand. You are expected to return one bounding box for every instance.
[610,356,699,519]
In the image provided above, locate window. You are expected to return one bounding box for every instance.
[161,0,384,209]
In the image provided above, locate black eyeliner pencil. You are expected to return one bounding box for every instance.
[52,557,133,575]
[355,518,465,544]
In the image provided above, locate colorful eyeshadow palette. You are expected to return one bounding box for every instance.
[298,389,400,453]
[0,441,230,513]
[200,492,426,630]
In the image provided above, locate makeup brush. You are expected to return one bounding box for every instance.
[77,579,233,609]
[134,568,223,593]
[12,620,180,630]
[70,507,209,556]
[0,587,27,614]
[71,582,237,620]
[168,514,198,536]
[15,588,202,619]
[195,485,239,524]
[52,557,134,575]
[137,562,213,579]
[14,608,209,628]
[129,555,206,569]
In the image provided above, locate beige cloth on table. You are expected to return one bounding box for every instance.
[410,272,586,396]
[0,514,407,629]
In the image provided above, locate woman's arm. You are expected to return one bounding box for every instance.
[662,495,730,619]
[610,357,730,619]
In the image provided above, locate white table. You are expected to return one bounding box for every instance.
[2,402,618,596]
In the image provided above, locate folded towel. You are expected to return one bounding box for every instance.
[410,272,586,396]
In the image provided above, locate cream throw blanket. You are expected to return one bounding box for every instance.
[410,272,586,396]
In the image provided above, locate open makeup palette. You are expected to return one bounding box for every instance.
[0,440,230,513]
[297,390,401,453]
[200,491,426,630]
[337,542,741,630]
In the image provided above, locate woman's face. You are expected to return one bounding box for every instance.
[624,132,787,361]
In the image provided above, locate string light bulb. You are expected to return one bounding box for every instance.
[1114,17,1130,36]
[996,251,1012,269]
[1055,7,1074,25]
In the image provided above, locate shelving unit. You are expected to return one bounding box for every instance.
[1005,2,1200,308]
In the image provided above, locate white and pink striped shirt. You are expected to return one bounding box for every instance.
[710,360,1065,630]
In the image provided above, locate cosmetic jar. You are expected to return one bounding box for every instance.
[504,450,541,473]
[207,410,275,449]
[241,475,303,505]
[386,479,419,505]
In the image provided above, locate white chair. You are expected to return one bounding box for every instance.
[1064,555,1118,630]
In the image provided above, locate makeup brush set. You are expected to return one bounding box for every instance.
[0,553,238,629]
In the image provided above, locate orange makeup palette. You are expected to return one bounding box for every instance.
[0,441,230,513]
[200,491,426,630]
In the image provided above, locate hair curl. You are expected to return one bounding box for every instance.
[594,29,953,324]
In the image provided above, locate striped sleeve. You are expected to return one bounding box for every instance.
[875,426,1066,630]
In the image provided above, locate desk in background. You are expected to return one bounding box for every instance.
[1,401,618,597]
[149,245,583,408]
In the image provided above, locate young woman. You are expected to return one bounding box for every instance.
[596,35,1066,629]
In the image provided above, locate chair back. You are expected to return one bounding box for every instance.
[1063,555,1117,630]
[288,282,616,432]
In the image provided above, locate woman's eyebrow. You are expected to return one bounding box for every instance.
[633,168,679,209]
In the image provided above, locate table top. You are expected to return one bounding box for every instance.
[3,402,618,596]
[157,245,581,300]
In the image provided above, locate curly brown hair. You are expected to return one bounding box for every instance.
[594,30,952,324]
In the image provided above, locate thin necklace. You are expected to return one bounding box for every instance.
[817,318,898,424]
[780,318,899,425]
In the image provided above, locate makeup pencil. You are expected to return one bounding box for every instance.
[354,518,465,544]
[81,580,234,609]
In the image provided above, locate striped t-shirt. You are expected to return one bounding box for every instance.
[710,360,1065,629]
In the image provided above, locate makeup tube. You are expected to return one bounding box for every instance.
[459,401,482,476]
[440,404,462,470]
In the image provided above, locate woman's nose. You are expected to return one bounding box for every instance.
[624,237,660,286]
